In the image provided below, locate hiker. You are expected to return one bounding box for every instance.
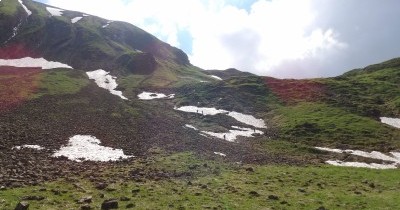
[223,134,226,140]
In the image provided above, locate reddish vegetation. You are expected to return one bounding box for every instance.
[264,77,326,104]
[0,43,39,59]
[0,67,42,112]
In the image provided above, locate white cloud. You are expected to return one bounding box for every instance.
[45,0,347,78]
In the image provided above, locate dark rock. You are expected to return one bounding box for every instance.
[120,196,130,201]
[369,183,375,188]
[298,188,306,193]
[280,201,288,205]
[81,204,92,210]
[101,199,118,210]
[131,188,140,194]
[21,195,45,201]
[246,167,254,172]
[249,191,260,197]
[316,206,327,210]
[126,203,135,208]
[14,201,29,210]
[51,189,61,195]
[268,195,279,200]
[96,183,108,190]
[0,186,6,191]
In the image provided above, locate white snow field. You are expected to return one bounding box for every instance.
[315,147,400,169]
[46,7,64,16]
[202,126,263,142]
[86,69,128,100]
[380,117,400,129]
[325,160,397,169]
[210,75,222,80]
[214,152,226,157]
[0,57,72,69]
[71,17,83,23]
[53,135,132,162]
[137,91,175,100]
[13,145,44,150]
[18,0,32,16]
[175,106,266,128]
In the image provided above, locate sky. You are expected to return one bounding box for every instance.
[36,0,400,78]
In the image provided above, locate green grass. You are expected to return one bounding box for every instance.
[0,0,19,16]
[33,69,89,98]
[1,152,400,210]
[274,102,400,150]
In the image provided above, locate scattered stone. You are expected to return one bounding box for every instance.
[246,167,254,172]
[39,188,47,192]
[298,188,306,193]
[316,206,327,210]
[126,203,135,208]
[369,183,375,188]
[280,200,288,205]
[249,191,260,197]
[131,188,140,194]
[51,189,61,195]
[78,196,92,204]
[96,183,108,190]
[14,201,29,210]
[187,181,192,186]
[81,204,92,210]
[0,186,6,191]
[101,199,118,210]
[201,184,208,189]
[268,195,279,200]
[354,191,362,195]
[21,195,45,201]
[194,192,202,196]
[120,196,130,201]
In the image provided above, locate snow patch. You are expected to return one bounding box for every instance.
[175,106,266,128]
[380,117,400,129]
[202,126,263,142]
[137,91,174,100]
[46,7,64,16]
[184,124,198,130]
[210,75,222,80]
[315,147,400,169]
[13,145,44,150]
[175,106,228,116]
[71,17,83,23]
[0,57,72,69]
[214,152,226,157]
[82,14,89,17]
[18,0,32,16]
[325,160,397,169]
[315,147,400,163]
[227,111,267,128]
[86,70,127,100]
[52,135,132,162]
[102,20,113,28]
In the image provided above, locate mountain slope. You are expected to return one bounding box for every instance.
[0,0,213,88]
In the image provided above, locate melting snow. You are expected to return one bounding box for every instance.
[325,160,397,169]
[82,14,89,17]
[202,126,263,142]
[13,145,44,150]
[175,106,266,128]
[46,7,64,16]
[0,57,72,69]
[175,106,228,115]
[380,117,400,129]
[71,17,83,23]
[18,0,32,16]
[137,91,174,100]
[53,135,132,162]
[315,147,400,169]
[214,152,226,157]
[210,75,223,80]
[102,20,113,28]
[86,69,127,100]
[227,111,267,128]
[184,124,198,130]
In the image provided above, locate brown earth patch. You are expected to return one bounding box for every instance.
[0,67,42,112]
[264,77,326,104]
